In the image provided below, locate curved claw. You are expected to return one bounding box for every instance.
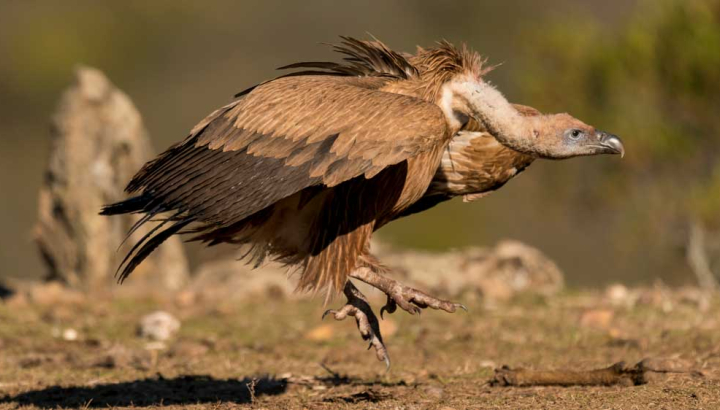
[321,309,337,320]
[458,304,468,312]
[380,305,392,319]
[383,355,391,371]
[380,297,397,319]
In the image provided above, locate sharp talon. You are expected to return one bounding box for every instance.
[458,304,468,312]
[322,309,335,320]
[327,281,391,369]
[380,306,387,320]
[384,356,391,371]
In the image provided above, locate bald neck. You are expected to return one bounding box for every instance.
[448,79,542,155]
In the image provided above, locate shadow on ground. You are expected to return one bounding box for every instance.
[1,374,287,408]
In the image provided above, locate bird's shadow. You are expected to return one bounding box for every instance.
[1,374,287,408]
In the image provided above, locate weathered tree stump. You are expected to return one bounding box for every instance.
[34,66,189,291]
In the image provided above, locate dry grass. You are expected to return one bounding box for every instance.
[0,285,718,409]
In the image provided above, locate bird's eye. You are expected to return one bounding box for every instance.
[568,129,582,140]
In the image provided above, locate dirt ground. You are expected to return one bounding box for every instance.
[0,284,718,409]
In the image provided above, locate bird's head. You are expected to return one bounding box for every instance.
[528,113,625,159]
[442,76,625,160]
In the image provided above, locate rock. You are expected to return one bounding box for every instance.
[138,311,180,341]
[376,239,564,302]
[189,257,296,301]
[62,328,79,341]
[51,326,80,341]
[94,344,133,368]
[606,283,633,306]
[422,385,445,400]
[34,66,189,291]
[28,282,85,306]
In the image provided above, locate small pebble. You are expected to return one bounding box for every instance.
[138,311,180,341]
[62,328,78,341]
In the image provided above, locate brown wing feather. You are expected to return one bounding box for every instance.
[104,75,448,282]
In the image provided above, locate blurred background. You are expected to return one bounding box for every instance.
[1,0,718,288]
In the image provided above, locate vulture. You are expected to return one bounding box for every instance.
[102,37,624,367]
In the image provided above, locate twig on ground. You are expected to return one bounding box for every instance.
[490,359,703,387]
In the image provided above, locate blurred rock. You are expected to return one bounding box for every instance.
[138,311,180,341]
[34,66,188,291]
[51,326,80,341]
[93,344,133,369]
[376,239,564,302]
[62,328,79,341]
[606,283,627,300]
[27,282,85,306]
[189,257,296,300]
[421,385,445,400]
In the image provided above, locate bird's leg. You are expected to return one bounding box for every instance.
[322,280,390,368]
[350,266,467,318]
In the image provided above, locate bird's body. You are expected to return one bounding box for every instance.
[103,37,624,366]
[402,106,539,218]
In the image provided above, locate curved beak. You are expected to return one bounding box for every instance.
[597,131,625,158]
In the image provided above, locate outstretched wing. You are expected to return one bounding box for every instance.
[103,74,448,282]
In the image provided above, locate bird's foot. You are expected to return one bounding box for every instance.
[349,265,467,318]
[380,284,467,318]
[323,281,390,369]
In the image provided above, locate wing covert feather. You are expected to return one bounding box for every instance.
[125,75,448,229]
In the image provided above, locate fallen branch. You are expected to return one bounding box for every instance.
[490,359,703,387]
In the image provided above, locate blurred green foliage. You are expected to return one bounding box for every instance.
[518,0,720,234]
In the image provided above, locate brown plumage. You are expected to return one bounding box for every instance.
[102,36,624,367]
[401,105,540,217]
